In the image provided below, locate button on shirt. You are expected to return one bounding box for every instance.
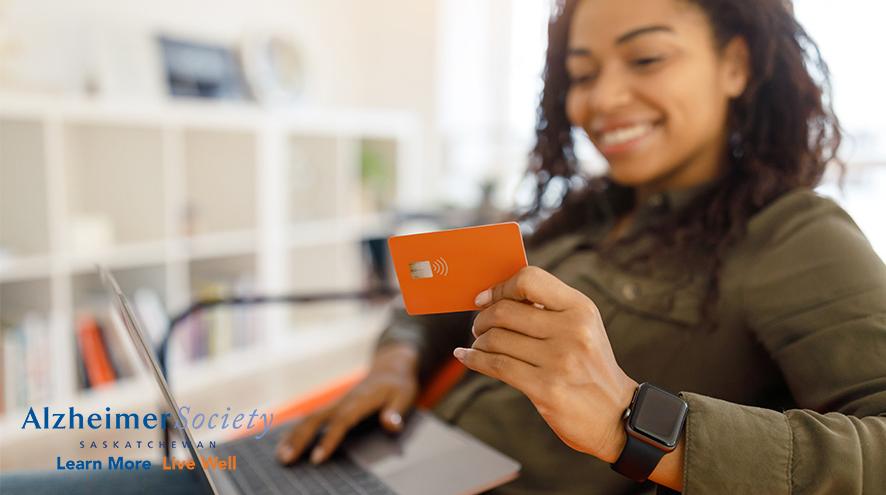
[377,185,886,494]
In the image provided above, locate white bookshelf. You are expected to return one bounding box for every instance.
[0,94,422,440]
[0,304,391,470]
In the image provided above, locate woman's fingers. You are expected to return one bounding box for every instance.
[472,299,550,339]
[453,347,538,396]
[310,392,388,464]
[275,346,421,466]
[276,408,333,465]
[379,382,416,433]
[471,327,545,367]
[475,266,582,311]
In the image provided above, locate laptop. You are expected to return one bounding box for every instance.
[98,266,520,495]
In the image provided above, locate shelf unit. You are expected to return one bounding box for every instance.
[0,94,422,429]
[0,304,391,470]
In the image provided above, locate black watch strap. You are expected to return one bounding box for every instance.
[611,434,667,482]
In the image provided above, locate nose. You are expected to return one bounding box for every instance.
[585,65,632,115]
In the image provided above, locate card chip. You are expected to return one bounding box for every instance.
[409,261,433,279]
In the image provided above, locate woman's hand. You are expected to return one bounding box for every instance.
[276,342,419,465]
[454,266,638,463]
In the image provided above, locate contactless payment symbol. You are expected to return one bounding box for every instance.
[409,257,449,279]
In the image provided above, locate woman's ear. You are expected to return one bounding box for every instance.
[721,36,750,98]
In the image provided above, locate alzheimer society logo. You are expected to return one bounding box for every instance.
[21,405,274,472]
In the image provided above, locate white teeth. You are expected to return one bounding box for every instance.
[599,123,654,147]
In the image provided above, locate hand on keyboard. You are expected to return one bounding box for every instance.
[276,343,420,465]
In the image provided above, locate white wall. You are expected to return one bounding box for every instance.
[794,0,886,162]
[1,0,437,106]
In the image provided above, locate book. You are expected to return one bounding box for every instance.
[1,313,53,411]
[23,314,52,405]
[104,310,141,378]
[2,325,25,411]
[76,314,116,387]
[198,284,231,357]
[133,288,168,349]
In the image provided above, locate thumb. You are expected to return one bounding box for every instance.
[379,387,413,432]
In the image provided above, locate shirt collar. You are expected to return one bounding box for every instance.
[586,177,721,240]
[645,179,721,216]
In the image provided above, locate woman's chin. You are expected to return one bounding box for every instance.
[606,161,663,187]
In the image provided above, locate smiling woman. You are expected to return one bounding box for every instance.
[273,1,885,494]
[563,7,749,191]
[528,0,841,327]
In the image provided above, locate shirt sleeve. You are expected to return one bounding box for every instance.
[375,298,474,382]
[678,193,886,494]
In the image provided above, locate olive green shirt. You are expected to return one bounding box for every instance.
[377,187,886,494]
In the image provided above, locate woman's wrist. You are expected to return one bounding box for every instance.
[601,377,685,491]
[373,342,421,378]
[597,376,639,463]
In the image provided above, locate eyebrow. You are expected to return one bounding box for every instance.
[616,25,673,44]
[567,25,675,58]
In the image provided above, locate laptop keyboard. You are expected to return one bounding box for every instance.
[215,428,396,495]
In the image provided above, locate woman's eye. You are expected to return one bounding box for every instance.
[632,56,664,68]
[569,73,597,85]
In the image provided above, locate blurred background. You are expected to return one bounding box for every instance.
[0,0,883,469]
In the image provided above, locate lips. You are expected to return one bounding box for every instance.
[591,120,661,155]
[598,122,655,147]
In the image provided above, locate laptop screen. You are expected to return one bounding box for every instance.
[99,265,218,495]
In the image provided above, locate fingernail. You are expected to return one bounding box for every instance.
[471,324,477,338]
[277,445,294,462]
[310,447,325,464]
[474,289,492,307]
[453,347,467,360]
[386,411,402,427]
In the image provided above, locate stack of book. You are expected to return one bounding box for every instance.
[1,281,260,413]
[2,313,52,413]
[72,287,169,393]
[168,278,260,370]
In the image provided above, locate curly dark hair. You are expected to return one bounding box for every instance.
[524,0,843,327]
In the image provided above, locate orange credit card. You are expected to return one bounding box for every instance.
[388,222,528,315]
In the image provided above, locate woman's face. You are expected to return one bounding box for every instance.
[565,0,749,193]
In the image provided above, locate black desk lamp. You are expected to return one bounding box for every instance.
[156,286,398,458]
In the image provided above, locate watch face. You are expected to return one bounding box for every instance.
[629,384,688,448]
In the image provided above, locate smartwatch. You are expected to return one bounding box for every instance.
[611,382,688,482]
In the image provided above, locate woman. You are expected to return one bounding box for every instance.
[277,0,886,493]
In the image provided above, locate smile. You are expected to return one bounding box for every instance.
[598,122,657,148]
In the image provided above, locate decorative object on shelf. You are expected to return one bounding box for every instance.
[158,34,252,101]
[87,25,164,101]
[241,32,305,106]
[360,144,397,213]
[0,10,90,95]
